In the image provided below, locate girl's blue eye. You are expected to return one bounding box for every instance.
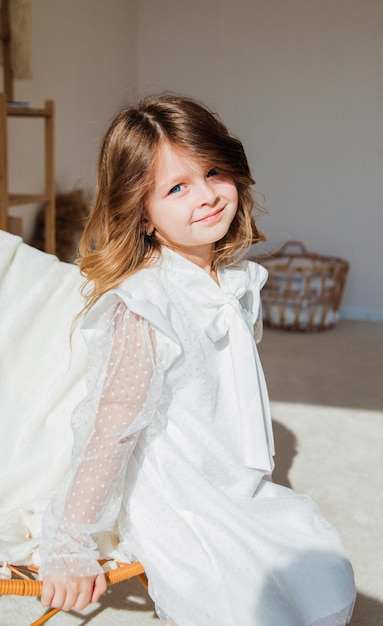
[169,184,182,194]
[207,168,218,178]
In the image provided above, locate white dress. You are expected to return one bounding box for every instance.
[40,247,356,626]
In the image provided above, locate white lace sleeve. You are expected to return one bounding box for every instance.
[39,302,161,578]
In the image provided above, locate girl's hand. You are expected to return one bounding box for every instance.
[41,573,107,612]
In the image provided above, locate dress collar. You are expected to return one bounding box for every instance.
[160,246,251,303]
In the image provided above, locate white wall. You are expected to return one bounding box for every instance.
[6,0,137,238]
[4,0,383,319]
[136,0,383,319]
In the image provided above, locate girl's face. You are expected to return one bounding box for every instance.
[144,141,238,269]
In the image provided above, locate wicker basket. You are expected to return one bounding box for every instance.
[250,241,349,332]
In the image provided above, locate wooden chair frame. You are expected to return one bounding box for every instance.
[0,560,146,626]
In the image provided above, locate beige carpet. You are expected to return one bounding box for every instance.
[1,320,382,625]
[261,320,383,626]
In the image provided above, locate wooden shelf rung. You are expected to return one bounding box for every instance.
[8,193,50,206]
[6,103,54,118]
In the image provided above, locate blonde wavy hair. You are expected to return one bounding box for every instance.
[78,93,265,312]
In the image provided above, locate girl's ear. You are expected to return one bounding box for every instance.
[142,215,155,236]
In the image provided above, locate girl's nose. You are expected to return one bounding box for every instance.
[196,180,218,207]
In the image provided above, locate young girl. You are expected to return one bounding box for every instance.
[40,94,356,625]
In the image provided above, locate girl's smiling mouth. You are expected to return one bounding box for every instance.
[194,207,225,223]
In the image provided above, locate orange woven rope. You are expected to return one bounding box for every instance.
[0,561,145,597]
[0,576,42,596]
[105,561,145,585]
[31,608,61,626]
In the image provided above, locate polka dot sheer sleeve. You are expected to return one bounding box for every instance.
[39,302,163,578]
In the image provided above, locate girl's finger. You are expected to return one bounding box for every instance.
[41,579,55,607]
[91,573,107,603]
[61,578,94,612]
[73,587,94,612]
[49,586,67,610]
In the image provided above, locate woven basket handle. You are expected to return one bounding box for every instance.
[278,241,308,255]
